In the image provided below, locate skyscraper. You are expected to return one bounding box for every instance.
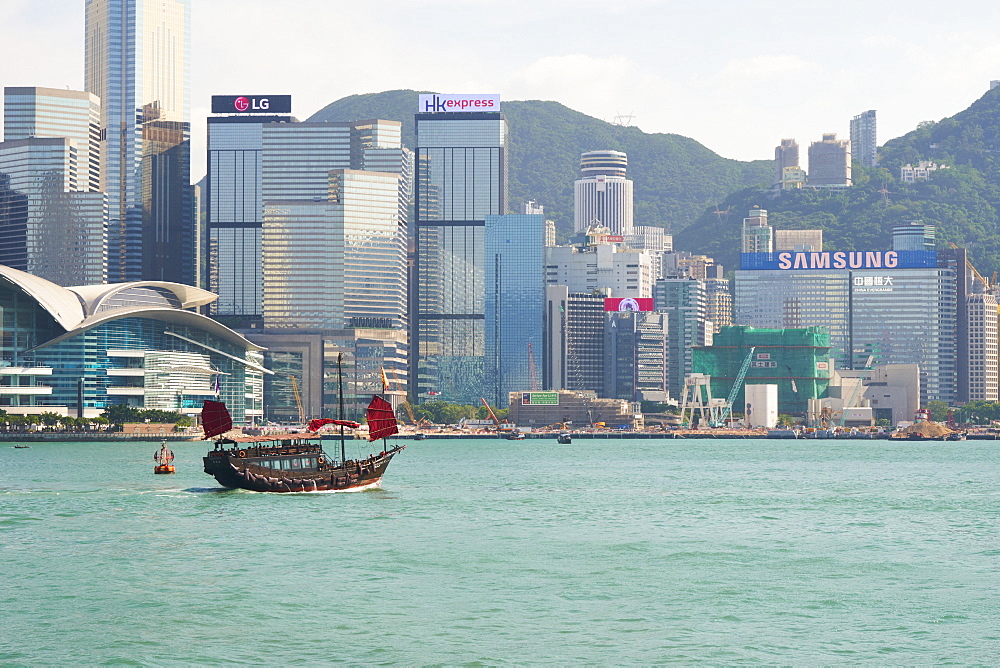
[484,213,545,406]
[574,150,633,235]
[413,94,508,403]
[206,96,292,322]
[85,0,192,283]
[207,114,410,324]
[850,110,877,168]
[4,87,101,193]
[654,277,711,401]
[0,138,107,284]
[262,169,407,331]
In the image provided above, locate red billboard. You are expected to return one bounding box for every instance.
[604,297,654,312]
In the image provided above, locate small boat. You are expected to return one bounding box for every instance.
[201,355,404,493]
[13,445,29,449]
[557,432,572,444]
[413,433,427,441]
[505,430,525,440]
[945,432,966,441]
[153,441,176,474]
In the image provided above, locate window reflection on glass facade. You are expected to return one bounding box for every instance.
[85,0,192,283]
[484,214,544,406]
[4,87,102,193]
[263,171,407,331]
[207,116,287,317]
[0,138,107,284]
[414,113,508,403]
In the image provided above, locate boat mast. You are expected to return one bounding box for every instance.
[338,352,347,465]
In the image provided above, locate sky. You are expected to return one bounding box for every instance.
[3,0,1000,179]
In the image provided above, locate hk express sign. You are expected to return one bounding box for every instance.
[419,94,500,113]
[211,95,292,114]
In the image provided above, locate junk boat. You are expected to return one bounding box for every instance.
[201,395,405,493]
[153,441,176,474]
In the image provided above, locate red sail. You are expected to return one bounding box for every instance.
[308,418,361,432]
[366,395,398,442]
[202,400,233,439]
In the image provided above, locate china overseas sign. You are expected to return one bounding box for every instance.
[740,250,937,271]
[418,94,500,113]
[604,297,654,312]
[522,392,559,406]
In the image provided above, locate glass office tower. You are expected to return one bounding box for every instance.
[208,117,408,324]
[207,114,290,322]
[484,213,544,407]
[414,111,508,404]
[85,0,192,283]
[734,252,965,405]
[0,138,107,284]
[262,170,407,331]
[4,87,102,193]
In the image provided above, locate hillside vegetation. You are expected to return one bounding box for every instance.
[309,91,772,238]
[676,87,1000,275]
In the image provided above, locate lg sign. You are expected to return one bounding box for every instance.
[211,95,292,114]
[419,94,500,113]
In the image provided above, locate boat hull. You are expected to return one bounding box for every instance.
[204,445,405,493]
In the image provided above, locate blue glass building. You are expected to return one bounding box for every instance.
[484,214,545,407]
[413,110,508,404]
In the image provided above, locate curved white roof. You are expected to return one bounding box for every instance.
[32,307,264,353]
[0,265,86,330]
[0,267,249,357]
[68,281,217,315]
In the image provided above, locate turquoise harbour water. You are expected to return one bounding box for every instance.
[1,438,997,666]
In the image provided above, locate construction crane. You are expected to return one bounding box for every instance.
[480,397,512,432]
[948,242,992,291]
[287,374,305,424]
[527,342,540,391]
[712,347,755,428]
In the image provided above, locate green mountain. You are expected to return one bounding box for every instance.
[309,90,772,237]
[675,87,1000,276]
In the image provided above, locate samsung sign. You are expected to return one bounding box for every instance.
[419,94,500,113]
[741,250,937,271]
[212,95,292,114]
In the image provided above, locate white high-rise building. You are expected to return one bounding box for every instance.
[967,292,999,401]
[544,243,654,299]
[573,150,633,235]
[742,207,772,253]
[850,110,877,168]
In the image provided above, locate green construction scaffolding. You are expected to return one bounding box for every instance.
[692,325,832,415]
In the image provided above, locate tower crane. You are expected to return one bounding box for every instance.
[712,347,755,427]
[287,373,305,424]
